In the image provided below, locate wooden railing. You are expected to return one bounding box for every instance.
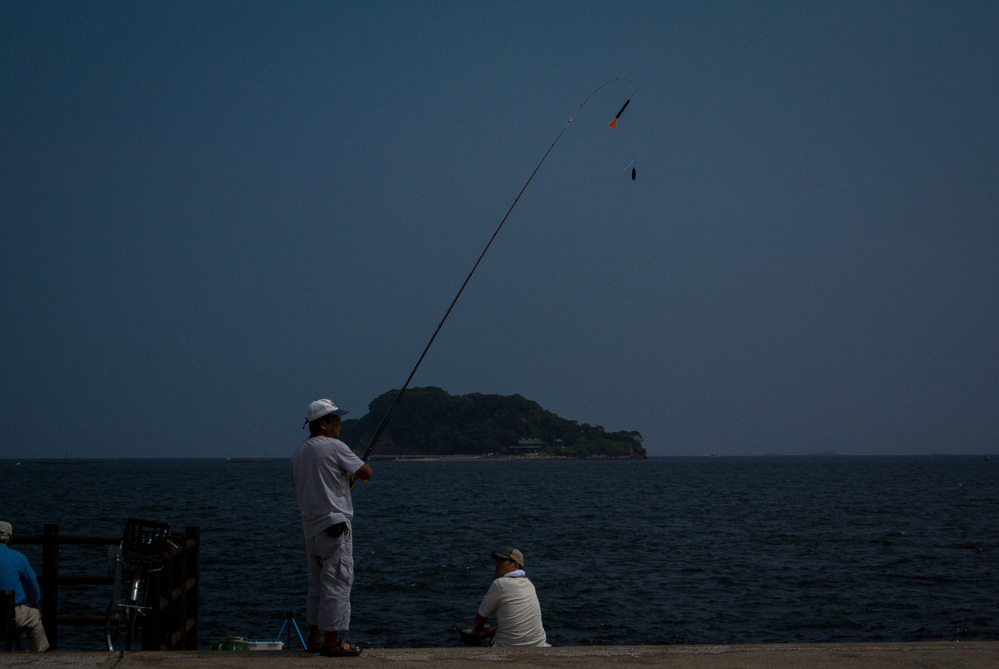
[12,523,200,650]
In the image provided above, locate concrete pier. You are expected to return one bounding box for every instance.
[1,642,996,668]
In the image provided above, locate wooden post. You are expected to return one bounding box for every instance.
[175,529,188,650]
[41,524,58,650]
[171,543,181,649]
[150,548,168,650]
[186,526,200,649]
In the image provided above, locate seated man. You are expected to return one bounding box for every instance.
[0,521,50,652]
[471,547,549,647]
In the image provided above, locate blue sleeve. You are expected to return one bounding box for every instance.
[20,554,42,605]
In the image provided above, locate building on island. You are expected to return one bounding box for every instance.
[511,438,546,453]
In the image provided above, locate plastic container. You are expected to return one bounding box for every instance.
[209,637,284,651]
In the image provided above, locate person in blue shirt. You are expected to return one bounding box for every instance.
[0,521,50,651]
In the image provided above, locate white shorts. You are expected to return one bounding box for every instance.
[305,524,354,632]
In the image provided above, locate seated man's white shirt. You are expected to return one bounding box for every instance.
[478,573,549,647]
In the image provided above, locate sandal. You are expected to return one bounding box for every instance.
[319,640,362,657]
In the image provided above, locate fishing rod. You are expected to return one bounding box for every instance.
[361,78,637,461]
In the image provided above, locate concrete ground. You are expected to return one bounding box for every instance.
[1,642,997,668]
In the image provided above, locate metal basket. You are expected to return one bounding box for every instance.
[122,518,171,559]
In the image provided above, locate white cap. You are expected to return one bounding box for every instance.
[305,399,348,425]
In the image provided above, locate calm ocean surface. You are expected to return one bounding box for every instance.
[2,456,996,650]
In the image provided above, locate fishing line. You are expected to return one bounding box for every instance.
[361,78,638,461]
[631,91,637,180]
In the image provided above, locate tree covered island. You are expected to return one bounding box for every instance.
[340,387,646,459]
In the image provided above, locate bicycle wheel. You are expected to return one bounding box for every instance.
[125,606,140,651]
[104,601,128,651]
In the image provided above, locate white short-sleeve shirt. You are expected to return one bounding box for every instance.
[291,436,365,539]
[478,575,549,647]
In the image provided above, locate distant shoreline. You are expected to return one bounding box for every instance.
[369,454,647,462]
[3,453,993,462]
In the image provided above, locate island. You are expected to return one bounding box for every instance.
[340,387,646,459]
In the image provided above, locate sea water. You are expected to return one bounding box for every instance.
[2,456,996,650]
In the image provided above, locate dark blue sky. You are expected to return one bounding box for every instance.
[2,2,996,457]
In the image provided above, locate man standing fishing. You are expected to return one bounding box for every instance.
[291,399,372,657]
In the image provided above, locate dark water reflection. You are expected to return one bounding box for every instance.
[2,456,996,649]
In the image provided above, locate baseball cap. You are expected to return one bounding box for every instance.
[0,521,11,542]
[303,399,349,427]
[491,547,524,567]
